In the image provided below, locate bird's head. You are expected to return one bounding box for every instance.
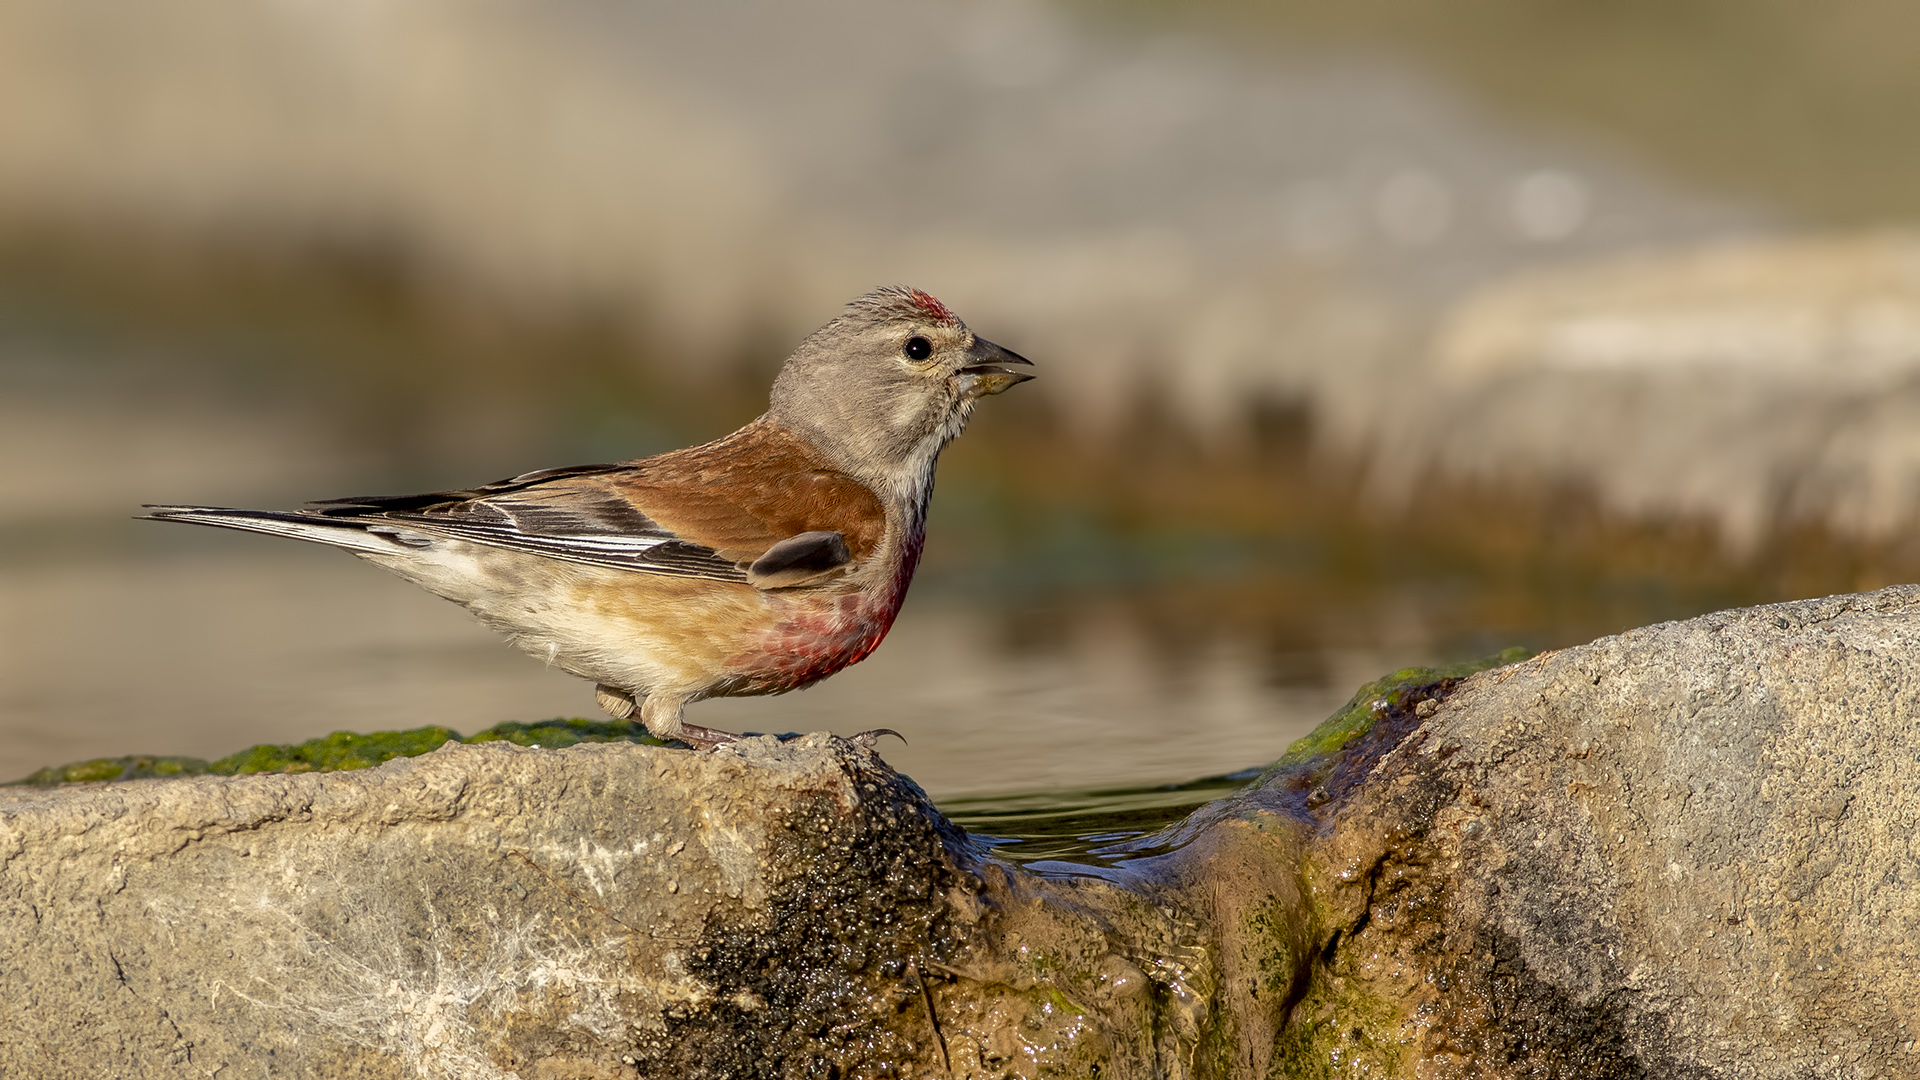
[769,286,1033,491]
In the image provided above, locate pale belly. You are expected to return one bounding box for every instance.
[355,542,899,703]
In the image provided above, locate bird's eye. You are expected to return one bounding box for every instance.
[903,336,933,361]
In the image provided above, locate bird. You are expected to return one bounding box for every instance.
[145,286,1032,749]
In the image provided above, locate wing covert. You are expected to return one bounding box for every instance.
[300,418,888,586]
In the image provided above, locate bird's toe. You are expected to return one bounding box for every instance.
[849,728,907,749]
[673,722,745,752]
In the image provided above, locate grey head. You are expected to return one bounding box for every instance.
[768,286,1033,487]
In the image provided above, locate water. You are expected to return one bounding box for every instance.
[940,771,1260,867]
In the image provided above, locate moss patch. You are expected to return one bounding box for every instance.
[462,717,666,751]
[9,719,672,785]
[1266,966,1408,1079]
[1254,854,1419,1079]
[1272,647,1531,770]
[209,726,465,775]
[15,754,216,785]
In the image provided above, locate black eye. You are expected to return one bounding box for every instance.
[903,336,933,361]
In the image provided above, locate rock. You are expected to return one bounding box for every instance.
[0,734,973,1079]
[0,729,1305,1079]
[1287,583,1920,1076]
[8,587,1920,1077]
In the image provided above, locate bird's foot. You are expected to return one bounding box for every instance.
[672,722,745,752]
[850,728,907,750]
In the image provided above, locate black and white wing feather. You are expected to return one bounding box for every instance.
[144,464,755,582]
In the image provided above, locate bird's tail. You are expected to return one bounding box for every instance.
[141,505,424,555]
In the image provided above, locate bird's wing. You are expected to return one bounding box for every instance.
[310,420,887,585]
[309,467,749,580]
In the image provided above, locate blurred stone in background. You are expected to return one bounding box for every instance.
[1379,232,1920,552]
[0,0,1754,443]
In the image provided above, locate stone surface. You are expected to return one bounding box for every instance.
[1290,584,1920,1077]
[0,734,979,1079]
[0,729,1305,1079]
[9,587,1920,1077]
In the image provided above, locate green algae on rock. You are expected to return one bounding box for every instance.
[1269,646,1532,772]
[462,717,674,751]
[208,726,466,775]
[8,718,674,784]
[14,754,214,785]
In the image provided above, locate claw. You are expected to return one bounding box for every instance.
[850,728,907,749]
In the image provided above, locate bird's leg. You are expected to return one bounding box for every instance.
[598,684,737,749]
[639,692,741,751]
[595,684,638,720]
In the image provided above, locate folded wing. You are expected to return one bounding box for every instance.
[152,419,889,589]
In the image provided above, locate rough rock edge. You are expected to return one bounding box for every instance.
[1285,584,1920,1078]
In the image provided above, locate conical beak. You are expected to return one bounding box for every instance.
[956,337,1035,400]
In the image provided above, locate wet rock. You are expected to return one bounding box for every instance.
[1287,583,1920,1076]
[8,586,1920,1077]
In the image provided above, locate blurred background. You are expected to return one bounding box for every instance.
[4,0,1919,798]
